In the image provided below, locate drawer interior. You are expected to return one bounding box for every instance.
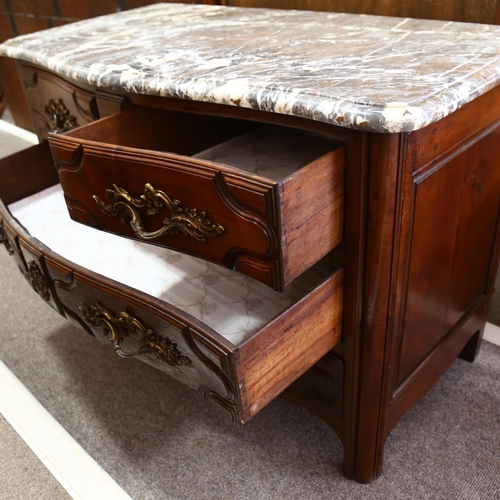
[0,142,59,205]
[9,183,339,346]
[62,106,338,181]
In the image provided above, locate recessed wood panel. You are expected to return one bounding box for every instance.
[445,132,500,329]
[397,129,500,383]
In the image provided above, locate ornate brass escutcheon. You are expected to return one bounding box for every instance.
[44,98,79,133]
[27,261,51,301]
[79,302,192,366]
[0,225,14,256]
[93,183,225,242]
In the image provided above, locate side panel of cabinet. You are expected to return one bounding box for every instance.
[396,128,500,384]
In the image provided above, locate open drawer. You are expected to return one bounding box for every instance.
[48,106,345,291]
[1,143,344,424]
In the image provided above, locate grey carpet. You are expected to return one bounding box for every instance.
[0,122,500,499]
[1,237,500,499]
[0,415,70,500]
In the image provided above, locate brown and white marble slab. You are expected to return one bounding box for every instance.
[1,3,500,132]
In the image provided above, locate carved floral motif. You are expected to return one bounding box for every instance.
[27,260,51,301]
[0,225,14,256]
[44,98,79,133]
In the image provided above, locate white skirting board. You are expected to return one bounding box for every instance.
[0,118,38,143]
[484,322,500,346]
[0,361,133,500]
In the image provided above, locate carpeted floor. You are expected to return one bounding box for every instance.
[0,415,70,500]
[0,246,499,499]
[0,118,499,499]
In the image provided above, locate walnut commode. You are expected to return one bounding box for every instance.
[1,4,500,483]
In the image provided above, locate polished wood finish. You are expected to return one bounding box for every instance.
[48,106,345,290]
[282,84,500,483]
[0,165,344,425]
[1,28,500,484]
[397,129,500,383]
[18,63,99,140]
[0,57,33,131]
[95,89,129,118]
[0,142,59,205]
[228,0,500,24]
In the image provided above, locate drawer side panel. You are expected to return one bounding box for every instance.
[280,147,345,284]
[237,268,344,422]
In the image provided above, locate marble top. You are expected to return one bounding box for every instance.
[1,3,500,133]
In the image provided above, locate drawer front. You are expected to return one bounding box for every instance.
[1,106,344,424]
[44,256,343,424]
[0,214,63,314]
[51,139,278,285]
[45,257,242,422]
[49,106,345,290]
[2,183,344,424]
[19,64,99,140]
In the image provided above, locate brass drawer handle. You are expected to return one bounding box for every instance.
[80,302,191,366]
[44,98,79,133]
[93,183,225,242]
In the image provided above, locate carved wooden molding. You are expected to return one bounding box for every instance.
[93,183,226,242]
[44,98,79,133]
[0,224,14,256]
[64,194,104,230]
[211,172,281,287]
[79,302,191,366]
[27,261,51,301]
[181,326,241,424]
[54,144,85,176]
[21,67,38,89]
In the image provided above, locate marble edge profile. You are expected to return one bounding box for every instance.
[2,36,500,134]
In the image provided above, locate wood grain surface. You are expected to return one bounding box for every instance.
[227,0,500,24]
